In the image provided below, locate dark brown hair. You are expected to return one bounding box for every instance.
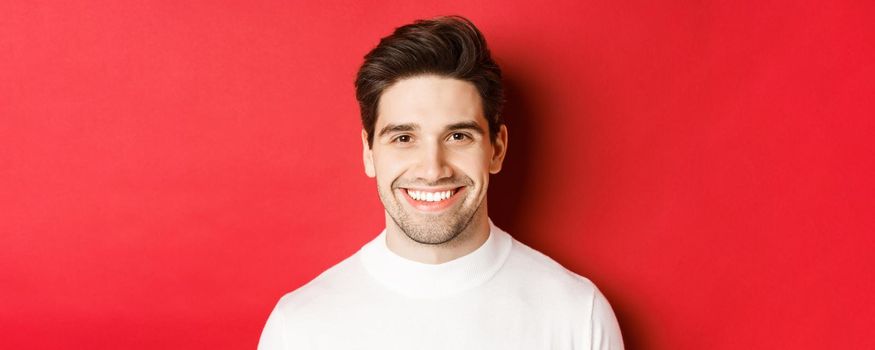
[354,15,505,148]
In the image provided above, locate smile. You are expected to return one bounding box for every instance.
[399,187,466,212]
[406,189,456,202]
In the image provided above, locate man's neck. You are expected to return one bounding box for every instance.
[384,212,491,264]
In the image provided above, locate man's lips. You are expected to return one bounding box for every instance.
[398,186,466,212]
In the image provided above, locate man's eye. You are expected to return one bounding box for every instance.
[449,133,470,141]
[394,135,412,143]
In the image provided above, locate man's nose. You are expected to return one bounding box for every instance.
[413,142,453,182]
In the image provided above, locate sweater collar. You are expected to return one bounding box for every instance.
[359,218,513,299]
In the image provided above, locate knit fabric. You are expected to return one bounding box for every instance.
[258,219,624,349]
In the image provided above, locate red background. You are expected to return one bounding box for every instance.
[2,1,873,349]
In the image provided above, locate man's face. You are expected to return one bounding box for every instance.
[362,75,507,245]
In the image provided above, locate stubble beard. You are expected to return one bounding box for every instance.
[377,179,482,245]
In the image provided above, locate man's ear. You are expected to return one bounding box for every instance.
[362,129,376,178]
[489,124,508,174]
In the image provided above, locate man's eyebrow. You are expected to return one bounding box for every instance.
[378,123,419,138]
[446,121,485,134]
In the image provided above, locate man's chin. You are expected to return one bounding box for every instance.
[400,211,455,227]
[399,224,461,245]
[395,210,474,244]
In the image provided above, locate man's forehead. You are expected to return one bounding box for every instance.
[375,76,485,129]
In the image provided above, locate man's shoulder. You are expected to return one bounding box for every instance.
[271,248,371,315]
[502,237,602,300]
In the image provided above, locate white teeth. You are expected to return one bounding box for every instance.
[407,189,455,202]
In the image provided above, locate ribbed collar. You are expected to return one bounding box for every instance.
[359,218,513,299]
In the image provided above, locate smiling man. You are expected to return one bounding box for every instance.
[258,15,624,349]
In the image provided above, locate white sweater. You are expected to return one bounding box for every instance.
[258,219,624,349]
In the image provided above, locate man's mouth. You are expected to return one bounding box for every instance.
[399,186,466,212]
[405,188,458,202]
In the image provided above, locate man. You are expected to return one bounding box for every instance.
[258,15,624,349]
